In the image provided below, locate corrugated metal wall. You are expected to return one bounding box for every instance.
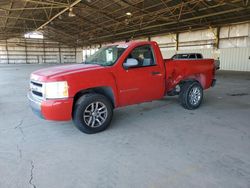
[161,48,250,71]
[155,23,250,71]
[2,23,249,71]
[0,38,83,64]
[84,23,250,71]
[220,48,250,71]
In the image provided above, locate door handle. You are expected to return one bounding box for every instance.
[151,71,161,75]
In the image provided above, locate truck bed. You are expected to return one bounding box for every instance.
[164,58,215,92]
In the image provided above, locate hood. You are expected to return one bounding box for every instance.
[31,64,102,80]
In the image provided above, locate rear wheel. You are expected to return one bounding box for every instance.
[179,81,203,110]
[73,93,113,134]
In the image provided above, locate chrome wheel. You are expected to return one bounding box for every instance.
[83,102,108,128]
[189,86,201,106]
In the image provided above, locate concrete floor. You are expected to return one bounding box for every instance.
[0,64,250,188]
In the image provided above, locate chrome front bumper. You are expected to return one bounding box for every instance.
[27,92,44,119]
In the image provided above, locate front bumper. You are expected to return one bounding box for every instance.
[27,92,73,121]
[27,92,44,119]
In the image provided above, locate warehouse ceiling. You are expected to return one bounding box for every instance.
[0,0,250,46]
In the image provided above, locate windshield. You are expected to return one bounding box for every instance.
[85,45,126,66]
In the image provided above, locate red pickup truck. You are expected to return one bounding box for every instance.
[28,41,216,134]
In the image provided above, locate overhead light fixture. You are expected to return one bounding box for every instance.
[68,7,76,17]
[125,12,132,25]
[126,12,132,16]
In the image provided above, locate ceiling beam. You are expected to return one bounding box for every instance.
[0,15,46,22]
[1,5,68,11]
[22,0,68,6]
[79,0,215,34]
[3,0,14,31]
[35,0,82,31]
[86,6,249,41]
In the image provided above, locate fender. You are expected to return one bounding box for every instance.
[67,70,119,107]
[178,74,206,88]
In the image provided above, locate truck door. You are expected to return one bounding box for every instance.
[116,44,165,106]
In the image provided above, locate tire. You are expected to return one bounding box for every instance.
[179,81,203,110]
[73,93,113,134]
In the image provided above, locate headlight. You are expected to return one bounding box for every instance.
[44,81,69,99]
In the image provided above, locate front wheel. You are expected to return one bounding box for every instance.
[179,81,203,110]
[73,93,113,134]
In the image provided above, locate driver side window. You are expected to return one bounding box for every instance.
[128,45,156,67]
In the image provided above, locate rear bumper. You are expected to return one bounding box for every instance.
[28,92,73,121]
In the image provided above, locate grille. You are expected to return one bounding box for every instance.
[31,81,42,87]
[30,80,43,99]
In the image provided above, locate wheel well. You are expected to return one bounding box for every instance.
[167,79,200,96]
[73,87,115,109]
[179,78,203,88]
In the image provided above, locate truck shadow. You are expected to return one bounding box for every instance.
[110,96,179,129]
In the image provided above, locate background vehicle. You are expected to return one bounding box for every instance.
[171,53,220,70]
[28,41,216,134]
[171,53,203,59]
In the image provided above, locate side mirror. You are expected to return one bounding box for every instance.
[123,58,139,69]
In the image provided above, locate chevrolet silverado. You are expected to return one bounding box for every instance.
[28,41,216,133]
